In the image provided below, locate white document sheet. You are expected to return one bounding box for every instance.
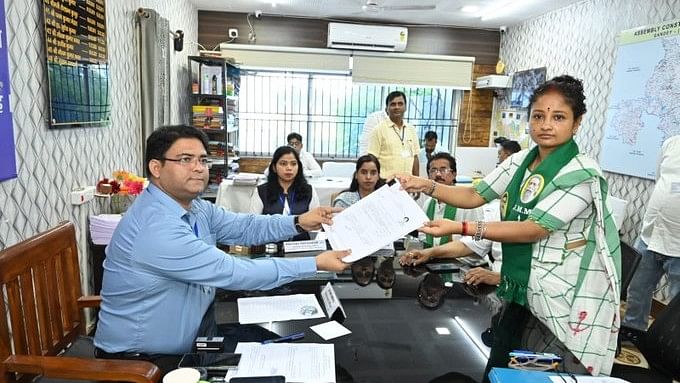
[237,294,325,324]
[310,321,352,340]
[225,342,336,383]
[323,181,429,262]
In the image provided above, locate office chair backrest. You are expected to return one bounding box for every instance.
[322,161,355,178]
[639,292,680,380]
[620,241,642,301]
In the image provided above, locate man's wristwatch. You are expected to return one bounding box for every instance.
[294,215,305,233]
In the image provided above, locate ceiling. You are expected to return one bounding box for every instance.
[189,0,584,29]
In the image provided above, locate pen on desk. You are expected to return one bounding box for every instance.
[262,332,305,344]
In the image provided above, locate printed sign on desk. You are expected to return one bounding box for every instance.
[0,0,17,182]
[320,282,346,323]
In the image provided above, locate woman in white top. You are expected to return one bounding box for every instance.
[332,154,385,208]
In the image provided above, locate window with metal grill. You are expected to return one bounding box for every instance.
[239,70,462,158]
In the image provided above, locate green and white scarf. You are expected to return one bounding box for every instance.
[527,160,621,375]
[497,139,579,305]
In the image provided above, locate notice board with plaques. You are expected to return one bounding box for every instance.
[42,0,110,127]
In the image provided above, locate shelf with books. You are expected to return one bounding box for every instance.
[188,55,240,194]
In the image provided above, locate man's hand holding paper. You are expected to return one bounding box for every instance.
[298,206,342,231]
[322,181,429,262]
[315,250,351,272]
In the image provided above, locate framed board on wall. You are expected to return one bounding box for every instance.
[42,0,110,128]
[0,0,17,181]
[509,67,546,109]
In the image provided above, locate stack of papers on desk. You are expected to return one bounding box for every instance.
[226,342,336,382]
[323,181,428,262]
[89,214,122,245]
[231,172,261,186]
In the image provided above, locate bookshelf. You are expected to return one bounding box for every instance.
[188,56,240,197]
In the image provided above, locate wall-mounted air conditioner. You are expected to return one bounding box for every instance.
[327,22,407,52]
[475,75,511,89]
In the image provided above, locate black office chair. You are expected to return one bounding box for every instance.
[620,241,642,301]
[612,292,680,382]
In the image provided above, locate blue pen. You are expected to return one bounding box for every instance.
[262,332,305,344]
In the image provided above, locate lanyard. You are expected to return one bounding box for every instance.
[278,191,295,205]
[183,214,199,237]
[279,191,295,215]
[392,126,405,146]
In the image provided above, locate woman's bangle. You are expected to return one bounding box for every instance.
[461,221,469,236]
[425,180,436,196]
[473,221,487,241]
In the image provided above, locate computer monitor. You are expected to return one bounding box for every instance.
[509,67,547,109]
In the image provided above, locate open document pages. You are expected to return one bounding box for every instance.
[225,342,335,383]
[323,181,429,262]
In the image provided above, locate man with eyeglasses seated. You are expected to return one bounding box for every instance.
[421,152,485,248]
[264,132,322,177]
[94,125,349,376]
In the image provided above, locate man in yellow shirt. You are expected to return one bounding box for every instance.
[367,91,420,178]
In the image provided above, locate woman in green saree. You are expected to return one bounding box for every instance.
[398,75,621,379]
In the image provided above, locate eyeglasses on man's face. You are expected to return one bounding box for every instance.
[428,167,454,175]
[288,141,302,148]
[161,155,211,168]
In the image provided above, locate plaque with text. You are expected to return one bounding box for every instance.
[43,0,110,127]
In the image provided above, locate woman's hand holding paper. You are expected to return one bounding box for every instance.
[418,219,461,237]
[393,173,431,193]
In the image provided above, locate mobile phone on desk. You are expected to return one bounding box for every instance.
[178,352,241,371]
[229,377,285,383]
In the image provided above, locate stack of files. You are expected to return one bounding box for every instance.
[208,140,225,157]
[209,167,225,186]
[191,105,223,130]
[89,214,122,245]
[232,173,261,186]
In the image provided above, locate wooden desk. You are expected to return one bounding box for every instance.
[214,268,493,383]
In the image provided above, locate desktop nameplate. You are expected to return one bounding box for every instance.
[283,239,327,253]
